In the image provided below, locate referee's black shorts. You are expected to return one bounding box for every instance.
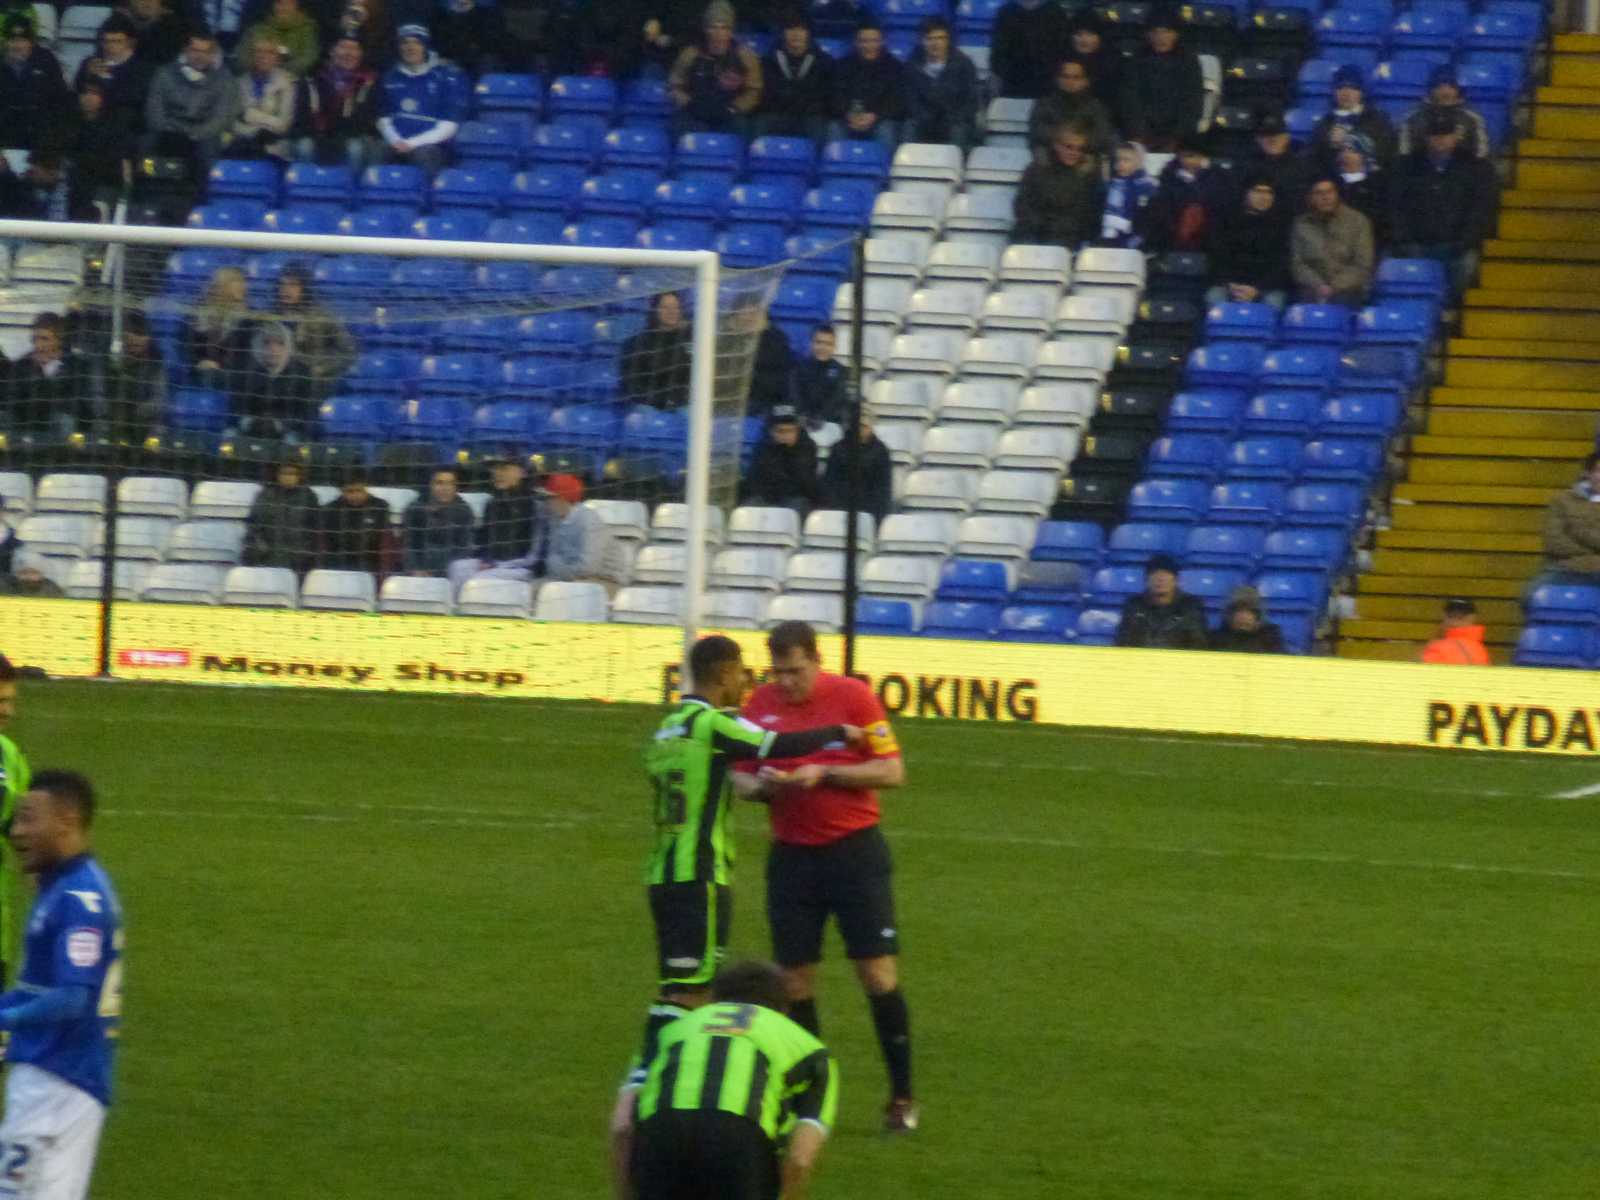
[766,824,899,966]
[633,1110,779,1200]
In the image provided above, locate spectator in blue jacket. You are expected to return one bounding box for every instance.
[903,17,979,150]
[828,21,903,152]
[377,22,466,173]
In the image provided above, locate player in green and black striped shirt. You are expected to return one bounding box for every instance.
[626,961,838,1200]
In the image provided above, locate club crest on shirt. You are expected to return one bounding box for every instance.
[66,928,103,968]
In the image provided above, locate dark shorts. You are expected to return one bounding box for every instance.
[633,1110,778,1200]
[649,882,731,990]
[766,825,899,967]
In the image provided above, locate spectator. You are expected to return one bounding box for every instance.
[828,21,903,152]
[229,320,317,441]
[991,0,1072,99]
[1291,175,1375,305]
[403,466,475,575]
[1238,110,1315,214]
[75,16,152,125]
[1114,554,1209,648]
[621,292,691,410]
[93,311,167,443]
[1543,453,1600,574]
[447,452,540,591]
[1398,65,1489,159]
[0,513,14,576]
[321,473,392,574]
[1334,144,1387,245]
[300,35,380,168]
[0,151,51,217]
[1143,135,1228,252]
[1209,588,1285,653]
[243,459,320,572]
[1028,57,1114,161]
[1310,64,1396,174]
[541,473,626,596]
[667,1,762,139]
[1420,597,1490,665]
[9,313,90,439]
[1117,8,1203,152]
[574,0,678,80]
[236,0,320,77]
[1011,122,1103,250]
[1207,173,1292,309]
[1067,13,1120,109]
[0,551,64,598]
[1099,141,1157,248]
[43,81,137,219]
[144,32,239,171]
[903,17,980,151]
[184,265,255,384]
[757,12,832,142]
[742,405,820,515]
[0,16,70,152]
[434,0,509,77]
[333,0,395,71]
[377,24,468,174]
[121,0,189,66]
[818,409,892,524]
[226,38,297,159]
[1389,114,1499,299]
[272,263,356,398]
[787,323,850,434]
[747,309,794,416]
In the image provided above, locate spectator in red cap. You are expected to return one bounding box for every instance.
[541,473,627,597]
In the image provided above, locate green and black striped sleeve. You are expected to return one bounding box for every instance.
[704,710,847,762]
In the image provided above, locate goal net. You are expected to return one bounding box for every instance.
[0,218,825,695]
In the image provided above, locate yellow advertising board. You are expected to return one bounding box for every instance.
[1,597,1596,755]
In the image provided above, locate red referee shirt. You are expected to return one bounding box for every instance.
[738,673,902,847]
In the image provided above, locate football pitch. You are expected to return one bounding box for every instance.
[16,679,1600,1199]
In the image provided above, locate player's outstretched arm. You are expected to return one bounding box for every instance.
[0,984,90,1028]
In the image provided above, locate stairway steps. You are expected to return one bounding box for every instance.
[1501,189,1600,210]
[1463,288,1600,313]
[1553,32,1600,52]
[1376,529,1544,553]
[1356,572,1530,598]
[1480,261,1600,290]
[1390,503,1545,533]
[1483,238,1600,262]
[1443,359,1600,390]
[1459,309,1600,341]
[1335,638,1512,664]
[1407,458,1570,486]
[1523,121,1600,147]
[1428,386,1600,411]
[1497,210,1600,240]
[1446,337,1600,361]
[1371,549,1540,578]
[1424,409,1596,439]
[1350,594,1524,622]
[1395,482,1559,504]
[1552,57,1600,87]
[1340,618,1519,643]
[1409,435,1593,459]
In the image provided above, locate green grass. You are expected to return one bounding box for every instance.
[16,679,1600,1199]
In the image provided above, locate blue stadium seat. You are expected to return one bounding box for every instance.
[432,165,512,212]
[1011,561,1084,607]
[786,230,853,279]
[1284,105,1319,140]
[1316,393,1399,438]
[1283,482,1364,525]
[284,161,354,205]
[454,119,528,165]
[1127,478,1210,523]
[579,171,657,219]
[414,353,496,400]
[1258,347,1340,393]
[541,265,622,301]
[1185,524,1266,570]
[1513,625,1595,669]
[260,205,341,235]
[956,0,1006,37]
[1337,346,1417,394]
[1074,607,1121,645]
[676,131,744,174]
[1178,568,1244,611]
[1225,437,1301,481]
[545,403,623,452]
[1279,303,1354,345]
[937,559,1012,603]
[921,600,1003,638]
[392,258,472,299]
[515,310,593,358]
[437,314,520,354]
[1458,59,1517,104]
[475,73,543,117]
[1167,388,1246,434]
[186,200,268,230]
[412,212,490,240]
[997,605,1073,643]
[621,405,689,453]
[1526,582,1600,626]
[548,75,617,118]
[242,252,306,305]
[165,248,245,298]
[498,357,577,399]
[523,120,603,167]
[1354,301,1433,347]
[1241,391,1319,436]
[314,254,396,307]
[1369,57,1433,103]
[209,158,280,204]
[341,350,414,395]
[728,180,804,230]
[819,139,890,182]
[319,394,393,441]
[637,221,716,251]
[394,396,471,442]
[1087,566,1148,609]
[469,399,551,448]
[358,164,426,208]
[1255,572,1325,615]
[1464,10,1538,53]
[1107,522,1190,565]
[592,314,647,351]
[1146,434,1229,479]
[879,0,945,29]
[169,387,229,433]
[772,277,836,324]
[1261,527,1345,571]
[1185,343,1265,389]
[1299,438,1384,482]
[652,177,731,222]
[464,260,530,299]
[1204,302,1279,343]
[1295,58,1347,101]
[1317,7,1387,54]
[339,208,416,239]
[1032,520,1105,564]
[1207,481,1286,525]
[485,213,566,243]
[802,182,876,229]
[857,597,918,635]
[601,125,673,170]
[347,311,437,352]
[563,217,642,248]
[747,135,817,178]
[715,227,787,268]
[1375,257,1447,300]
[620,78,672,121]
[1390,8,1467,58]
[506,165,587,213]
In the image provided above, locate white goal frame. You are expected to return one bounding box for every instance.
[0,218,722,670]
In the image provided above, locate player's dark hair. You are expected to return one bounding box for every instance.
[0,654,14,683]
[29,770,95,829]
[767,620,819,660]
[689,635,742,692]
[712,961,789,1012]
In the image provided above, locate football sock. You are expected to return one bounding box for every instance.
[868,989,912,1099]
[626,1001,688,1087]
[790,997,820,1037]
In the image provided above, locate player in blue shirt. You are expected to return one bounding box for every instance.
[0,770,122,1200]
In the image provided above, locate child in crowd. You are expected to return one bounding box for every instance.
[1099,141,1156,247]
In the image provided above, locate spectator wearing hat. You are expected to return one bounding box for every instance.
[447,453,541,592]
[827,20,904,152]
[378,23,468,173]
[1143,135,1229,253]
[76,15,153,126]
[1310,64,1396,174]
[541,473,627,597]
[1118,8,1203,152]
[300,35,380,168]
[1207,173,1291,309]
[403,466,476,576]
[435,0,510,78]
[667,1,763,139]
[1115,554,1209,649]
[322,473,393,574]
[227,37,298,158]
[757,12,833,143]
[1389,113,1498,298]
[1399,65,1489,159]
[0,16,70,152]
[41,79,137,218]
[144,30,239,170]
[743,406,820,516]
[1067,15,1121,109]
[1291,175,1374,306]
[243,460,321,573]
[236,0,321,76]
[1420,598,1490,665]
[1028,57,1114,161]
[819,409,893,524]
[991,0,1073,99]
[228,319,317,441]
[787,323,850,434]
[1210,587,1285,653]
[1237,109,1316,214]
[1099,141,1157,247]
[1012,122,1104,250]
[1542,453,1600,576]
[333,0,395,71]
[903,17,980,151]
[120,0,189,67]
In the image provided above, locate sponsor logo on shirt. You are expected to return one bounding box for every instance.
[66,928,103,968]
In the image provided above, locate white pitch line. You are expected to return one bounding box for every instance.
[1549,781,1600,799]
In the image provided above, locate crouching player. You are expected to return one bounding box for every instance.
[0,771,122,1200]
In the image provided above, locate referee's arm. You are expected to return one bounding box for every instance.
[816,755,904,789]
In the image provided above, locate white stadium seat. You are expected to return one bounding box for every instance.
[91,516,175,560]
[861,554,943,600]
[984,97,1033,141]
[117,476,188,519]
[993,428,1079,471]
[367,488,418,519]
[709,547,789,592]
[958,335,1040,381]
[704,590,768,630]
[1016,383,1097,427]
[16,515,96,558]
[456,577,532,618]
[1033,340,1115,383]
[942,192,1013,245]
[189,481,262,520]
[63,560,150,600]
[892,142,964,185]
[59,5,111,44]
[833,324,893,373]
[32,3,58,46]
[870,192,943,237]
[460,491,491,522]
[301,569,377,612]
[611,585,684,625]
[802,510,876,552]
[900,468,979,513]
[862,237,927,281]
[764,592,844,632]
[34,473,107,514]
[833,279,915,328]
[535,581,610,622]
[868,377,939,421]
[223,566,299,608]
[978,470,1059,517]
[965,145,1030,186]
[1056,292,1136,337]
[920,424,998,468]
[980,291,1056,336]
[11,242,84,285]
[727,506,802,549]
[632,543,690,585]
[937,381,1019,425]
[887,333,961,376]
[140,563,226,604]
[165,520,245,563]
[584,500,649,544]
[872,419,927,466]
[650,502,724,544]
[0,472,32,516]
[877,512,959,555]
[1000,243,1073,286]
[904,287,983,333]
[956,515,1036,560]
[783,550,858,593]
[922,241,1000,287]
[379,575,454,615]
[1074,247,1147,289]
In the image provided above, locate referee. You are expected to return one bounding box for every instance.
[734,621,917,1133]
[0,655,30,983]
[629,960,838,1200]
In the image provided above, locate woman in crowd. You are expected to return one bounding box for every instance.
[185,265,256,385]
[273,263,356,399]
[621,292,693,410]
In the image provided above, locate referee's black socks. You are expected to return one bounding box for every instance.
[867,989,912,1099]
[790,997,820,1037]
